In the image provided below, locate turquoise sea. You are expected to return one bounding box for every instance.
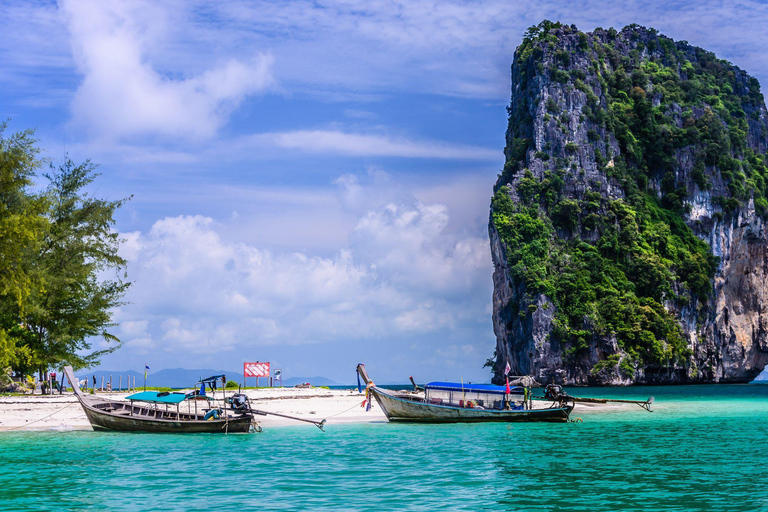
[1,384,767,511]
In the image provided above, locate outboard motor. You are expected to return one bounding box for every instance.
[544,384,564,400]
[227,393,251,414]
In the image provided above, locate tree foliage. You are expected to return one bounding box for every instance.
[0,126,130,376]
[0,126,47,370]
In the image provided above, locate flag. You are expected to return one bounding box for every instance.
[504,361,511,376]
[144,364,149,379]
[505,376,511,394]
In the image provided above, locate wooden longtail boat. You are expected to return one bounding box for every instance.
[63,367,328,433]
[64,367,257,433]
[357,364,574,423]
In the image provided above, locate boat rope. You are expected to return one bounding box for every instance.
[3,401,77,431]
[326,399,367,419]
[363,382,374,411]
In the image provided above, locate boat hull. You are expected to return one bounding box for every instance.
[371,387,572,423]
[82,404,254,433]
[63,366,255,433]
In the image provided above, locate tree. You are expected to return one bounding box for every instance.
[21,158,131,378]
[0,125,48,371]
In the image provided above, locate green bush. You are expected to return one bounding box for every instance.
[551,69,570,84]
[546,97,560,113]
[552,199,581,230]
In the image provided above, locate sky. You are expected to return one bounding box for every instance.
[2,0,768,384]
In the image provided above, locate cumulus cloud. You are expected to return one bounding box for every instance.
[351,201,489,293]
[111,177,492,373]
[60,0,273,141]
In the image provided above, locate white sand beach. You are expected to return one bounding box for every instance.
[0,387,644,431]
[0,387,386,431]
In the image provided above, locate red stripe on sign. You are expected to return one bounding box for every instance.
[244,362,270,377]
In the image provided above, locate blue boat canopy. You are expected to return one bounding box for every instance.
[126,391,189,404]
[425,382,525,395]
[199,375,225,383]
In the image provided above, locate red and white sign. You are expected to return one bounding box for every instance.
[244,362,270,377]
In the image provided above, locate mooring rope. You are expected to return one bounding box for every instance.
[325,399,367,419]
[3,401,77,431]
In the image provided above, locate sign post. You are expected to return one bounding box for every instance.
[274,369,283,387]
[244,362,270,388]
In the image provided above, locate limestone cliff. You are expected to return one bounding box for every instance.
[490,21,768,385]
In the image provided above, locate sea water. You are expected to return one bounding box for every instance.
[1,384,767,511]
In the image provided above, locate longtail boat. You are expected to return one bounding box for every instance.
[63,366,325,433]
[356,364,574,423]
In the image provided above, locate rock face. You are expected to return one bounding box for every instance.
[490,22,768,385]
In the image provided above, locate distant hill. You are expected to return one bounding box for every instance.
[71,368,339,389]
[754,369,768,382]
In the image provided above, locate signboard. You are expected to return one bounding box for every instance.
[244,362,270,378]
[274,369,283,387]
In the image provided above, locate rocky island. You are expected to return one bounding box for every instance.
[489,21,768,385]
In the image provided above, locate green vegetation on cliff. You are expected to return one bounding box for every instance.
[492,186,713,368]
[494,22,766,372]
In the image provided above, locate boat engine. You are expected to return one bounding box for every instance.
[227,393,251,414]
[544,384,563,400]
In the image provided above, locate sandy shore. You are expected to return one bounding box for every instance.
[0,387,385,431]
[0,387,639,431]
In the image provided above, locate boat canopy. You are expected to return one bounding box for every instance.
[425,382,525,395]
[126,391,189,404]
[199,375,225,383]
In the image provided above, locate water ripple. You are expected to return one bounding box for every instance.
[1,384,768,511]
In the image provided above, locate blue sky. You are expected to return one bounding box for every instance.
[2,0,768,383]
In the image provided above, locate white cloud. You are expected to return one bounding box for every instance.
[394,302,455,333]
[350,201,490,293]
[206,0,768,100]
[243,130,499,160]
[112,177,492,370]
[334,168,397,213]
[6,0,768,112]
[60,0,274,141]
[120,320,148,338]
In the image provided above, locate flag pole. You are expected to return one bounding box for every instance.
[144,363,147,392]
